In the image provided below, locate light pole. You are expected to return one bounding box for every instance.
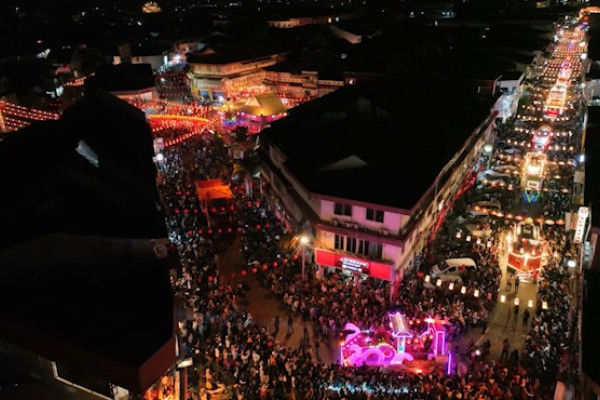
[300,235,309,280]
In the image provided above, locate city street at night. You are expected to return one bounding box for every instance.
[0,3,598,400]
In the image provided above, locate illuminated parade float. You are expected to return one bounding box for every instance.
[339,312,450,374]
[506,220,545,272]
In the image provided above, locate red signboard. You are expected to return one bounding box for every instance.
[507,253,542,271]
[314,248,392,281]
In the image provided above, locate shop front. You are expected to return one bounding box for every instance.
[314,248,393,283]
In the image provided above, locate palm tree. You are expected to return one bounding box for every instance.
[231,126,260,197]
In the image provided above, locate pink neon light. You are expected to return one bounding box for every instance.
[339,312,447,368]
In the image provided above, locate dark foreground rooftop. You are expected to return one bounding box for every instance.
[261,78,496,210]
[583,268,600,385]
[0,91,175,393]
[585,107,600,228]
[90,63,156,92]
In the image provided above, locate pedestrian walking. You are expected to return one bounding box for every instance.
[501,338,510,361]
[522,308,530,327]
[273,315,280,336]
[515,276,520,292]
[513,304,519,323]
[287,314,294,335]
[303,325,310,340]
[509,348,519,366]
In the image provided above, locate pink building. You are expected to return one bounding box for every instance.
[259,79,497,281]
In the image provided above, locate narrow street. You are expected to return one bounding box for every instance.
[218,236,338,364]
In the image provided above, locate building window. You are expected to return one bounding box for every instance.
[369,242,383,259]
[334,202,352,216]
[358,239,369,256]
[334,234,344,250]
[366,208,384,222]
[346,237,357,253]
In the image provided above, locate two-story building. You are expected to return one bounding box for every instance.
[266,12,362,29]
[186,49,280,99]
[263,51,346,101]
[259,78,497,286]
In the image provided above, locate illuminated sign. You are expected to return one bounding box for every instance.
[574,206,589,244]
[314,248,392,280]
[339,257,369,273]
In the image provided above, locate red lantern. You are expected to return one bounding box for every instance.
[217,228,222,233]
[262,264,268,271]
[184,209,189,214]
[175,209,180,214]
[241,270,247,276]
[251,267,258,274]
[292,255,298,261]
[193,209,199,213]
[227,227,232,233]
[265,223,270,228]
[208,229,213,234]
[272,262,278,267]
[237,227,242,232]
[256,225,261,230]
[198,230,203,234]
[207,276,214,282]
[282,258,288,264]
[231,272,236,278]
[187,230,193,236]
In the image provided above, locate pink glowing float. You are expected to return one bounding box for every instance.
[340,312,450,372]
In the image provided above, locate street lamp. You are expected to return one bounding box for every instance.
[299,235,310,280]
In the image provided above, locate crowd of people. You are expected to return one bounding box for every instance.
[147,36,584,400]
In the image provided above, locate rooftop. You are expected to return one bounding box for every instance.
[236,93,288,116]
[264,50,345,81]
[583,268,600,384]
[261,77,495,210]
[90,63,155,92]
[0,92,175,393]
[585,107,600,228]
